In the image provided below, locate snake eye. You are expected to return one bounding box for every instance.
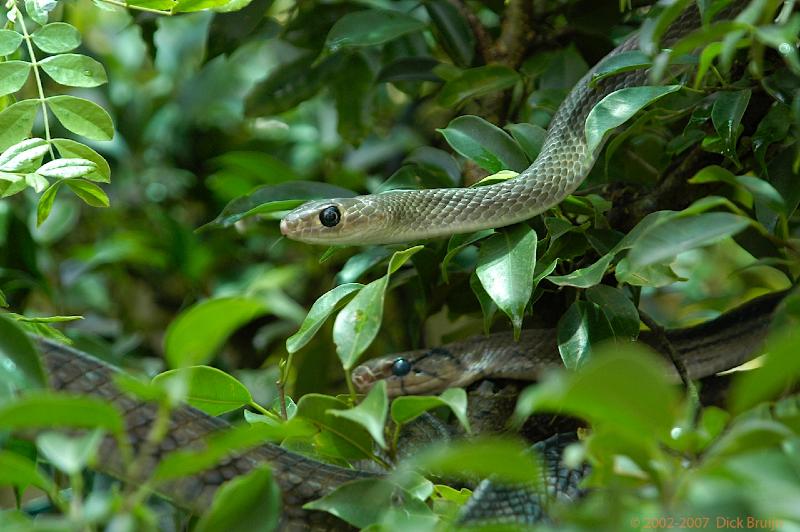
[319,206,341,227]
[391,357,411,377]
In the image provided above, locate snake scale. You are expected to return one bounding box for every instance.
[22,1,770,529]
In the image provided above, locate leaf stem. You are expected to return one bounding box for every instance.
[15,6,55,159]
[96,0,174,15]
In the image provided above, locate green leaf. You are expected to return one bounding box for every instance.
[330,380,388,448]
[204,181,356,229]
[689,165,785,214]
[585,85,682,154]
[390,388,470,433]
[36,430,103,475]
[326,9,425,51]
[331,52,374,143]
[514,344,680,441]
[752,104,791,171]
[37,181,61,226]
[424,0,474,66]
[31,22,81,53]
[304,478,434,529]
[0,62,31,97]
[46,95,114,141]
[164,296,269,368]
[52,138,111,182]
[590,50,651,86]
[475,225,537,338]
[711,89,750,163]
[292,394,375,462]
[39,54,108,88]
[557,300,615,369]
[152,366,253,416]
[440,229,493,282]
[626,212,750,269]
[401,437,540,484]
[506,123,546,161]
[37,158,96,179]
[0,30,24,55]
[0,138,48,172]
[65,179,110,207]
[194,466,280,532]
[729,326,800,414]
[333,246,422,370]
[436,65,519,108]
[438,115,529,173]
[585,285,640,339]
[0,392,124,436]
[0,315,46,392]
[0,100,39,152]
[0,451,55,494]
[287,283,363,354]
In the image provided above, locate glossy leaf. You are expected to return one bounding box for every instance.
[194,466,280,532]
[287,283,363,353]
[333,246,422,370]
[0,315,46,392]
[46,95,114,141]
[152,366,253,416]
[36,430,103,475]
[37,182,62,226]
[438,115,529,173]
[475,225,537,337]
[390,388,470,433]
[165,296,269,368]
[325,9,425,51]
[0,62,31,97]
[626,212,750,269]
[557,300,615,369]
[440,229,493,282]
[52,138,111,182]
[585,285,640,339]
[330,380,388,448]
[65,179,110,207]
[31,22,81,53]
[711,89,750,162]
[424,0,474,66]
[590,50,651,86]
[436,65,519,107]
[506,123,546,161]
[293,394,374,461]
[585,85,682,154]
[689,165,785,214]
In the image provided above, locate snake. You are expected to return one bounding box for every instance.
[18,2,768,529]
[352,290,787,397]
[279,1,750,246]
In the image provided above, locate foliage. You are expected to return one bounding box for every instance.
[0,0,798,530]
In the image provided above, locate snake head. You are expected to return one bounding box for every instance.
[280,197,388,245]
[352,348,463,398]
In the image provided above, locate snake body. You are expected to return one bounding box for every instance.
[280,1,749,245]
[352,290,786,397]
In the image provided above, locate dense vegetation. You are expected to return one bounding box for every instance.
[0,0,799,529]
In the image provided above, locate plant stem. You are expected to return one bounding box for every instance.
[15,6,55,159]
[97,0,174,15]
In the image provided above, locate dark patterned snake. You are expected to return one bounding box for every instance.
[279,1,750,245]
[37,288,787,529]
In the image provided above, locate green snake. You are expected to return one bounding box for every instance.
[279,1,749,246]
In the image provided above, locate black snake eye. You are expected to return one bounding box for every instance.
[319,206,341,227]
[391,357,411,377]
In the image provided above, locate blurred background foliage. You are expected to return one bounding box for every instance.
[1,0,800,528]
